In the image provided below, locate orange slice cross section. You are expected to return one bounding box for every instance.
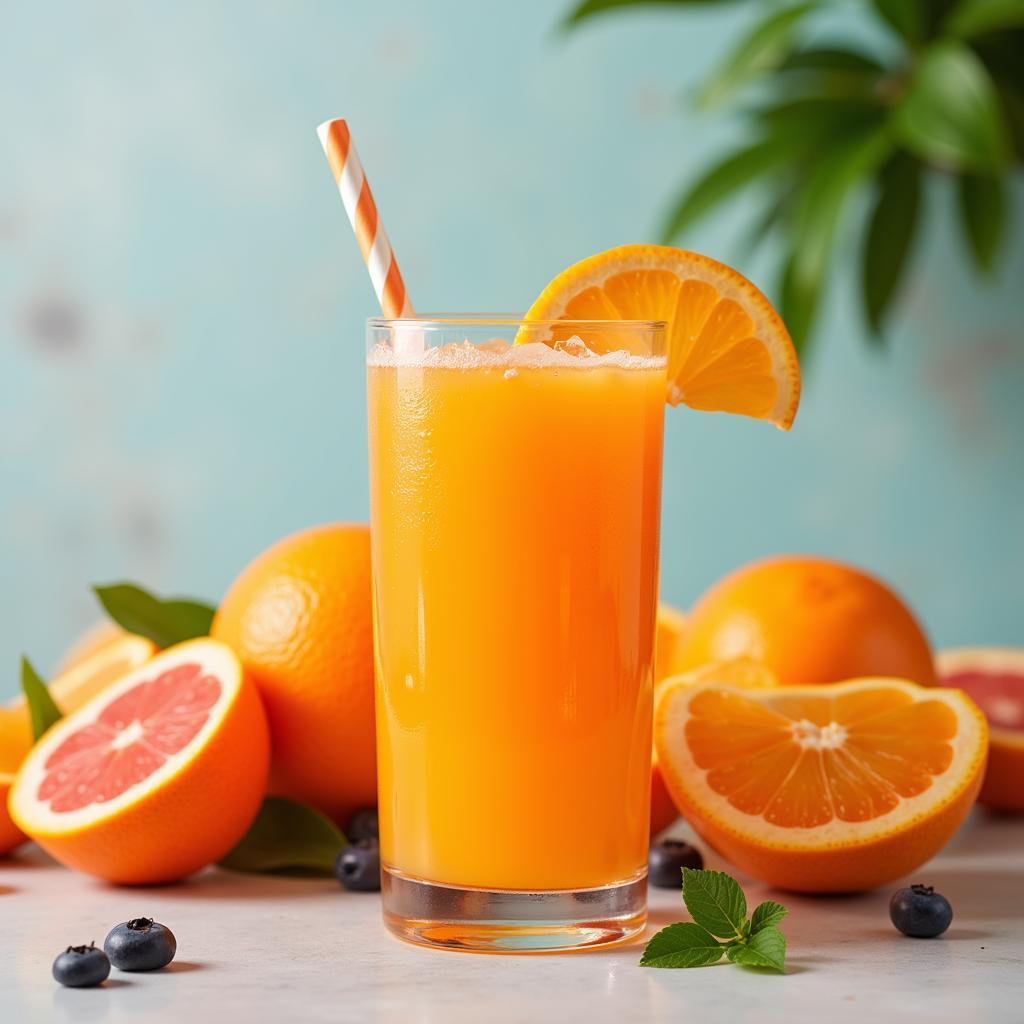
[655,676,987,892]
[521,245,801,429]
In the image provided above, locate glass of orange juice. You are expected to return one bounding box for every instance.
[367,315,666,952]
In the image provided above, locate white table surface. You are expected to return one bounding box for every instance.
[1,810,1021,1024]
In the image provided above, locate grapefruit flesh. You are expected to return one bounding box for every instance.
[10,639,269,884]
[655,676,987,892]
[938,647,1024,811]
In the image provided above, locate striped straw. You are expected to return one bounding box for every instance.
[317,118,415,320]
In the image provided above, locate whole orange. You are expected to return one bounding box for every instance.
[676,556,936,685]
[211,523,376,825]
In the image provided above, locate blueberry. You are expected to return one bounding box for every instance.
[344,807,379,843]
[103,917,177,971]
[52,943,110,988]
[648,840,704,889]
[336,838,381,892]
[890,884,953,938]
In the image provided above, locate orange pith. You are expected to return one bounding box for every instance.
[655,677,987,892]
[937,647,1024,812]
[520,244,801,429]
[9,639,269,884]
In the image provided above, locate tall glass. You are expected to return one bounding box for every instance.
[366,316,666,952]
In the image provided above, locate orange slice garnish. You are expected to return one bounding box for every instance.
[521,244,801,429]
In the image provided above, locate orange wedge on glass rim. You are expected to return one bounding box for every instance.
[520,244,801,429]
[654,676,988,892]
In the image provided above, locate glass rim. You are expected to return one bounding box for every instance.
[367,312,667,330]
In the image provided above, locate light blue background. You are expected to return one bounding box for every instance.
[1,1,1021,696]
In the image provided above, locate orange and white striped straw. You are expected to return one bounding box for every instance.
[317,118,415,321]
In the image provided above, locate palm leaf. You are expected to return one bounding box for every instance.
[660,137,803,242]
[946,0,1024,39]
[780,127,893,349]
[894,40,1011,172]
[779,47,885,74]
[861,153,922,338]
[561,0,741,30]
[697,2,816,108]
[870,0,926,42]
[958,173,1007,272]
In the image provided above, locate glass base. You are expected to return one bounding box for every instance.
[381,865,647,953]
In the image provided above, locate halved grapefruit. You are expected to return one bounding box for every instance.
[938,647,1024,812]
[9,638,269,884]
[655,677,987,891]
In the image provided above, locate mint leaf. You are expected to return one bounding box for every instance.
[682,868,748,939]
[727,925,787,972]
[21,657,63,741]
[94,583,215,648]
[218,797,346,876]
[640,923,725,968]
[750,900,788,933]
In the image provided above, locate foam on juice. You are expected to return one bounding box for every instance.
[367,336,665,371]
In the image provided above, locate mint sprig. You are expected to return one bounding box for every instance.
[640,868,788,973]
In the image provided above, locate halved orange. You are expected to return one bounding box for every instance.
[655,677,987,891]
[9,638,269,884]
[521,245,801,429]
[938,647,1024,811]
[650,658,779,836]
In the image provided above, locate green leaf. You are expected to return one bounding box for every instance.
[946,0,1024,39]
[661,137,802,242]
[779,47,885,74]
[21,657,63,741]
[681,868,748,939]
[727,925,787,971]
[697,2,816,108]
[93,583,216,647]
[958,173,1006,272]
[754,97,884,145]
[781,126,892,348]
[561,0,742,30]
[218,797,346,875]
[870,0,926,42]
[750,900,789,933]
[640,922,725,968]
[894,40,1011,172]
[862,152,922,336]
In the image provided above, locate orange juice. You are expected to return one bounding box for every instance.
[367,330,665,896]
